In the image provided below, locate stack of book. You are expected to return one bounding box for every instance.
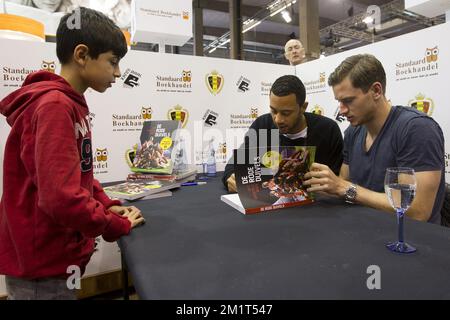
[126,166,198,184]
[104,180,180,202]
[105,120,199,202]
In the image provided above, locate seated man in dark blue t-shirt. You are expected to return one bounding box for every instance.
[303,54,445,224]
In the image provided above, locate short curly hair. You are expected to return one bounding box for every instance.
[270,75,306,106]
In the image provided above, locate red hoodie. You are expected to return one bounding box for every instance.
[0,71,131,279]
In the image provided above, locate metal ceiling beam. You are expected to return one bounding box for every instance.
[203,0,299,54]
[204,26,287,47]
[229,0,243,59]
[319,0,445,44]
[198,0,261,18]
[193,0,204,56]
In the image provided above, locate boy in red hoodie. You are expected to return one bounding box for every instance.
[0,7,145,299]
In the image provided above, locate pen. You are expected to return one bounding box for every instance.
[181,182,207,186]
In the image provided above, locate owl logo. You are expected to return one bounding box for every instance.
[182,11,189,20]
[218,142,227,155]
[95,148,108,162]
[41,61,56,73]
[319,72,326,83]
[250,108,258,119]
[425,46,438,62]
[141,107,152,120]
[182,70,192,82]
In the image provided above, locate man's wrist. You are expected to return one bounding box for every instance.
[337,180,351,198]
[343,182,358,203]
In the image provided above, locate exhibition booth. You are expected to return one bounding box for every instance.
[0,0,449,298]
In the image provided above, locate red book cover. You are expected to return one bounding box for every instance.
[222,146,315,214]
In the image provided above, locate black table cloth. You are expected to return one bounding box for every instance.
[118,177,450,299]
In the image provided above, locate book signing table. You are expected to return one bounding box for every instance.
[118,177,450,300]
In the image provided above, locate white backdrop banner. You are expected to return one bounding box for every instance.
[296,21,450,183]
[1,22,449,296]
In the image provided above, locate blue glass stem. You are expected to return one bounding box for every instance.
[396,209,404,243]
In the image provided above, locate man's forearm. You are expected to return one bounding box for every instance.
[352,185,395,214]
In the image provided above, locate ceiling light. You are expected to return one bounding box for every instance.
[281,10,292,23]
[270,6,285,17]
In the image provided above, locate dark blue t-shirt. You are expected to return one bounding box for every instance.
[343,105,445,224]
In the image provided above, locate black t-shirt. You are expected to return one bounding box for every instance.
[222,112,344,190]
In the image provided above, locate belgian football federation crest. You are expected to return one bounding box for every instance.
[408,93,434,116]
[311,105,324,116]
[206,71,224,95]
[168,105,189,128]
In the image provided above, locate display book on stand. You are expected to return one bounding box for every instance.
[104,120,198,202]
[221,146,316,214]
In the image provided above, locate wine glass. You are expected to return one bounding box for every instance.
[384,167,417,254]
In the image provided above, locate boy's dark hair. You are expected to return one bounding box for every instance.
[328,54,387,94]
[270,75,306,106]
[56,7,127,64]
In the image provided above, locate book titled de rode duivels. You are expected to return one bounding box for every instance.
[131,120,181,174]
[221,146,316,214]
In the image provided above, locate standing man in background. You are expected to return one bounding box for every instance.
[284,39,306,66]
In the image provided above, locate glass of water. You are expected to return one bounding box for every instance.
[384,167,417,254]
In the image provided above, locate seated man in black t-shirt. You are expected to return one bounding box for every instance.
[222,75,343,192]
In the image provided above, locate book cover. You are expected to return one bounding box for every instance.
[131,120,181,174]
[126,166,198,182]
[227,146,316,214]
[104,180,181,201]
[127,190,172,202]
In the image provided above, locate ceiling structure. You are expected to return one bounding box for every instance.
[179,0,446,64]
